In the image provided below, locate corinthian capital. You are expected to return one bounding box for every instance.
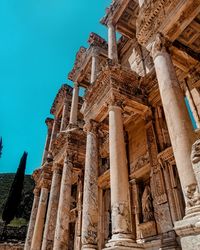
[151,33,169,60]
[83,119,98,134]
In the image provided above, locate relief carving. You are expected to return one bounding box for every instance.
[141,185,154,222]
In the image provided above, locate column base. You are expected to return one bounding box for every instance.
[104,233,143,249]
[81,244,97,250]
[174,212,200,250]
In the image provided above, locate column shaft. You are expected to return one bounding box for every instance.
[24,188,40,250]
[90,51,100,84]
[60,101,69,131]
[108,22,118,63]
[41,165,62,250]
[53,156,72,250]
[49,118,60,151]
[31,187,49,250]
[109,105,132,240]
[69,82,79,125]
[152,34,197,209]
[81,121,99,249]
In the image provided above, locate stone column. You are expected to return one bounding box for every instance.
[138,0,145,7]
[69,82,79,126]
[60,100,69,131]
[41,164,62,250]
[49,117,60,151]
[74,178,83,250]
[53,154,73,250]
[90,49,100,84]
[24,188,40,250]
[31,182,49,250]
[108,105,135,247]
[185,81,200,129]
[42,118,54,164]
[107,21,118,63]
[109,105,135,248]
[81,120,99,250]
[151,33,200,215]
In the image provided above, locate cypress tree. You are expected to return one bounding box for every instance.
[2,151,28,225]
[0,137,3,158]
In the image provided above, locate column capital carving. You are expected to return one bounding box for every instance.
[33,187,40,197]
[64,150,75,166]
[91,47,100,57]
[73,82,79,88]
[151,33,171,60]
[83,119,98,134]
[52,163,63,173]
[41,178,51,190]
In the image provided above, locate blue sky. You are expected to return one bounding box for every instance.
[0,0,110,174]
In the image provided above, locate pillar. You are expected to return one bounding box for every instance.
[53,154,73,250]
[69,82,79,126]
[42,118,53,164]
[185,81,200,129]
[90,49,100,84]
[24,188,40,250]
[81,120,99,249]
[108,105,135,247]
[49,117,60,151]
[74,178,83,250]
[138,0,145,7]
[151,33,199,215]
[31,182,49,250]
[108,21,118,63]
[60,100,69,131]
[41,164,62,250]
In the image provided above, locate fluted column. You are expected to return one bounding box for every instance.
[81,120,99,250]
[69,82,79,126]
[108,104,134,245]
[31,181,49,250]
[24,188,40,250]
[60,100,69,131]
[108,21,118,63]
[53,154,73,250]
[90,49,100,84]
[152,33,199,215]
[41,164,62,250]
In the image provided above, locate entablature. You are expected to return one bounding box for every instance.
[101,0,139,39]
[68,32,108,87]
[50,84,73,117]
[81,62,148,122]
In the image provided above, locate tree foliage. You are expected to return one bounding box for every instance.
[2,152,28,225]
[0,137,3,158]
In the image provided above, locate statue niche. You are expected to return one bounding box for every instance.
[141,185,154,223]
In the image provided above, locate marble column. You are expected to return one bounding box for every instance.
[60,100,69,131]
[108,105,134,246]
[107,21,118,63]
[90,49,100,84]
[185,82,200,129]
[41,164,62,250]
[74,178,83,250]
[24,188,40,250]
[31,182,49,250]
[69,82,79,126]
[49,117,60,151]
[152,33,199,214]
[81,120,99,250]
[42,118,54,164]
[53,155,73,250]
[138,0,145,7]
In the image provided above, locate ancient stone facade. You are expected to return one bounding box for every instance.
[25,1,200,249]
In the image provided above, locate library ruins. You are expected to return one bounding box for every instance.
[24,0,200,249]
